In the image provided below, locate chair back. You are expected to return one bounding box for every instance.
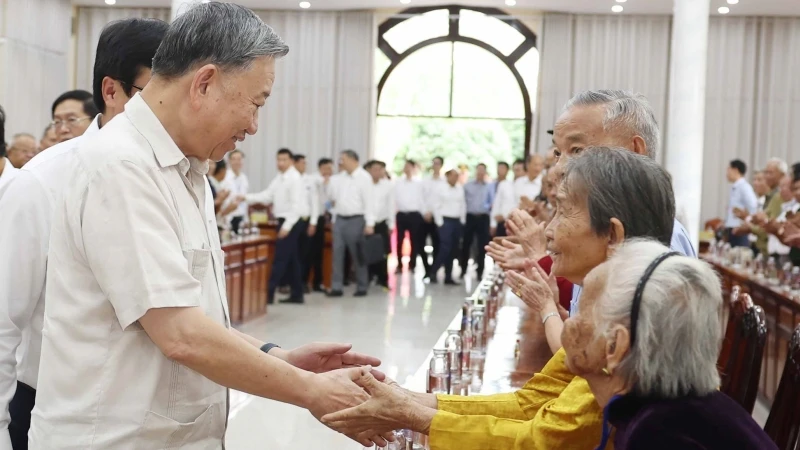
[720,293,767,414]
[764,326,800,449]
[717,285,741,372]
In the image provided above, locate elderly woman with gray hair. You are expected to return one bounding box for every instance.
[322,147,687,450]
[564,238,775,449]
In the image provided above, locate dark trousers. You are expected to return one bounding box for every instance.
[230,215,245,234]
[9,381,35,450]
[396,212,424,269]
[269,218,308,300]
[495,221,507,237]
[303,215,326,288]
[369,221,391,287]
[459,213,490,278]
[725,227,750,248]
[430,218,463,282]
[420,220,440,274]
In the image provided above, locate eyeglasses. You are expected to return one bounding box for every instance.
[50,117,92,129]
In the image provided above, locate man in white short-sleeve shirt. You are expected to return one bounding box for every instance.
[29,5,384,450]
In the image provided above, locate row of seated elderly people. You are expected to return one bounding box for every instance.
[321,148,796,450]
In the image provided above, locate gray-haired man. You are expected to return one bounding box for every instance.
[550,89,696,315]
[29,4,385,449]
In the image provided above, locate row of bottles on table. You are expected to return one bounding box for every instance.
[220,222,260,243]
[362,429,427,449]
[711,240,800,295]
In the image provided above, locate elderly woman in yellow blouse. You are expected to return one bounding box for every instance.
[562,239,776,450]
[321,147,678,450]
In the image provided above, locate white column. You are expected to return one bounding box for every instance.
[664,0,710,249]
[171,0,194,20]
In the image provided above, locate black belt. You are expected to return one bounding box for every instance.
[467,213,489,216]
[338,214,364,219]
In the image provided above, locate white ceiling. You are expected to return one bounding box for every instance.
[73,0,800,16]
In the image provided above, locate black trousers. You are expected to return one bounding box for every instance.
[303,215,326,288]
[369,221,391,287]
[9,381,35,450]
[495,221,507,238]
[396,212,424,269]
[269,218,308,299]
[230,215,245,234]
[459,213,490,278]
[430,218,463,282]
[420,220,440,274]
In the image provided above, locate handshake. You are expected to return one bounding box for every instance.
[288,343,435,447]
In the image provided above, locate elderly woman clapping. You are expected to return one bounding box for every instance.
[565,239,776,450]
[321,147,684,450]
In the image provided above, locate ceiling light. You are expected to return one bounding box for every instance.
[505,0,516,5]
[727,0,739,3]
[400,0,410,3]
[104,0,116,4]
[299,1,311,8]
[611,5,623,12]
[615,0,627,2]
[718,6,730,13]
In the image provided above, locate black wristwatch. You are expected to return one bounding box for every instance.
[260,343,281,354]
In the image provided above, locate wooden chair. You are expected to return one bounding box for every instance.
[720,293,767,414]
[717,285,742,372]
[764,325,800,449]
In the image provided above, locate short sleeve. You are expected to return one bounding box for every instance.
[80,161,201,330]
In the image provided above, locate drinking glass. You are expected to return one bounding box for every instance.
[470,310,486,359]
[428,349,450,394]
[445,330,463,380]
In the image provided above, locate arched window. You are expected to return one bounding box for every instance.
[375,6,538,175]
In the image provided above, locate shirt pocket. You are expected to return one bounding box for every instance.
[183,248,211,283]
[139,404,216,449]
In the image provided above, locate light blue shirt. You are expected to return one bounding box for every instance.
[464,180,493,214]
[569,218,696,316]
[724,177,759,228]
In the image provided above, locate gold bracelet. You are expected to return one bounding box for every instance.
[541,311,560,325]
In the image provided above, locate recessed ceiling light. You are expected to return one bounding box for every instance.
[104,0,116,4]
[727,0,739,4]
[718,6,730,13]
[616,0,627,2]
[400,0,410,3]
[505,0,516,5]
[299,1,310,8]
[611,5,624,12]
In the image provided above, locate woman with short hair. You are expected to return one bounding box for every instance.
[563,239,776,449]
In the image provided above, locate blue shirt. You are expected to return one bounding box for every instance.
[724,177,759,228]
[463,180,493,214]
[569,218,696,316]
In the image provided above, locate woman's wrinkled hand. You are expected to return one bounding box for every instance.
[485,239,527,270]
[505,259,558,314]
[321,369,436,441]
[506,209,547,260]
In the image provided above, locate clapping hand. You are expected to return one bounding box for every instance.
[733,207,748,220]
[506,209,547,261]
[485,239,527,271]
[505,259,558,314]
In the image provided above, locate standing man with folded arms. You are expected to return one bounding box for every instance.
[27,5,385,449]
[0,18,168,450]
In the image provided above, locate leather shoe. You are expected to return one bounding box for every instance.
[279,296,305,304]
[444,279,459,286]
[327,290,344,297]
[353,291,368,297]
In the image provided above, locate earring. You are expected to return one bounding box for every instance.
[601,368,610,376]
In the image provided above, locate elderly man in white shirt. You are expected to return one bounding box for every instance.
[28,5,387,450]
[366,160,395,289]
[394,159,426,273]
[425,169,467,285]
[242,148,310,304]
[490,161,515,237]
[327,149,375,297]
[514,153,544,209]
[0,18,166,450]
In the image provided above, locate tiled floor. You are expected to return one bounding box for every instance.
[225,262,474,449]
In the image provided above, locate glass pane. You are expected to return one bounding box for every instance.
[458,9,526,57]
[378,42,453,117]
[451,42,525,120]
[375,48,390,85]
[515,48,540,113]
[376,117,525,178]
[383,9,450,55]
